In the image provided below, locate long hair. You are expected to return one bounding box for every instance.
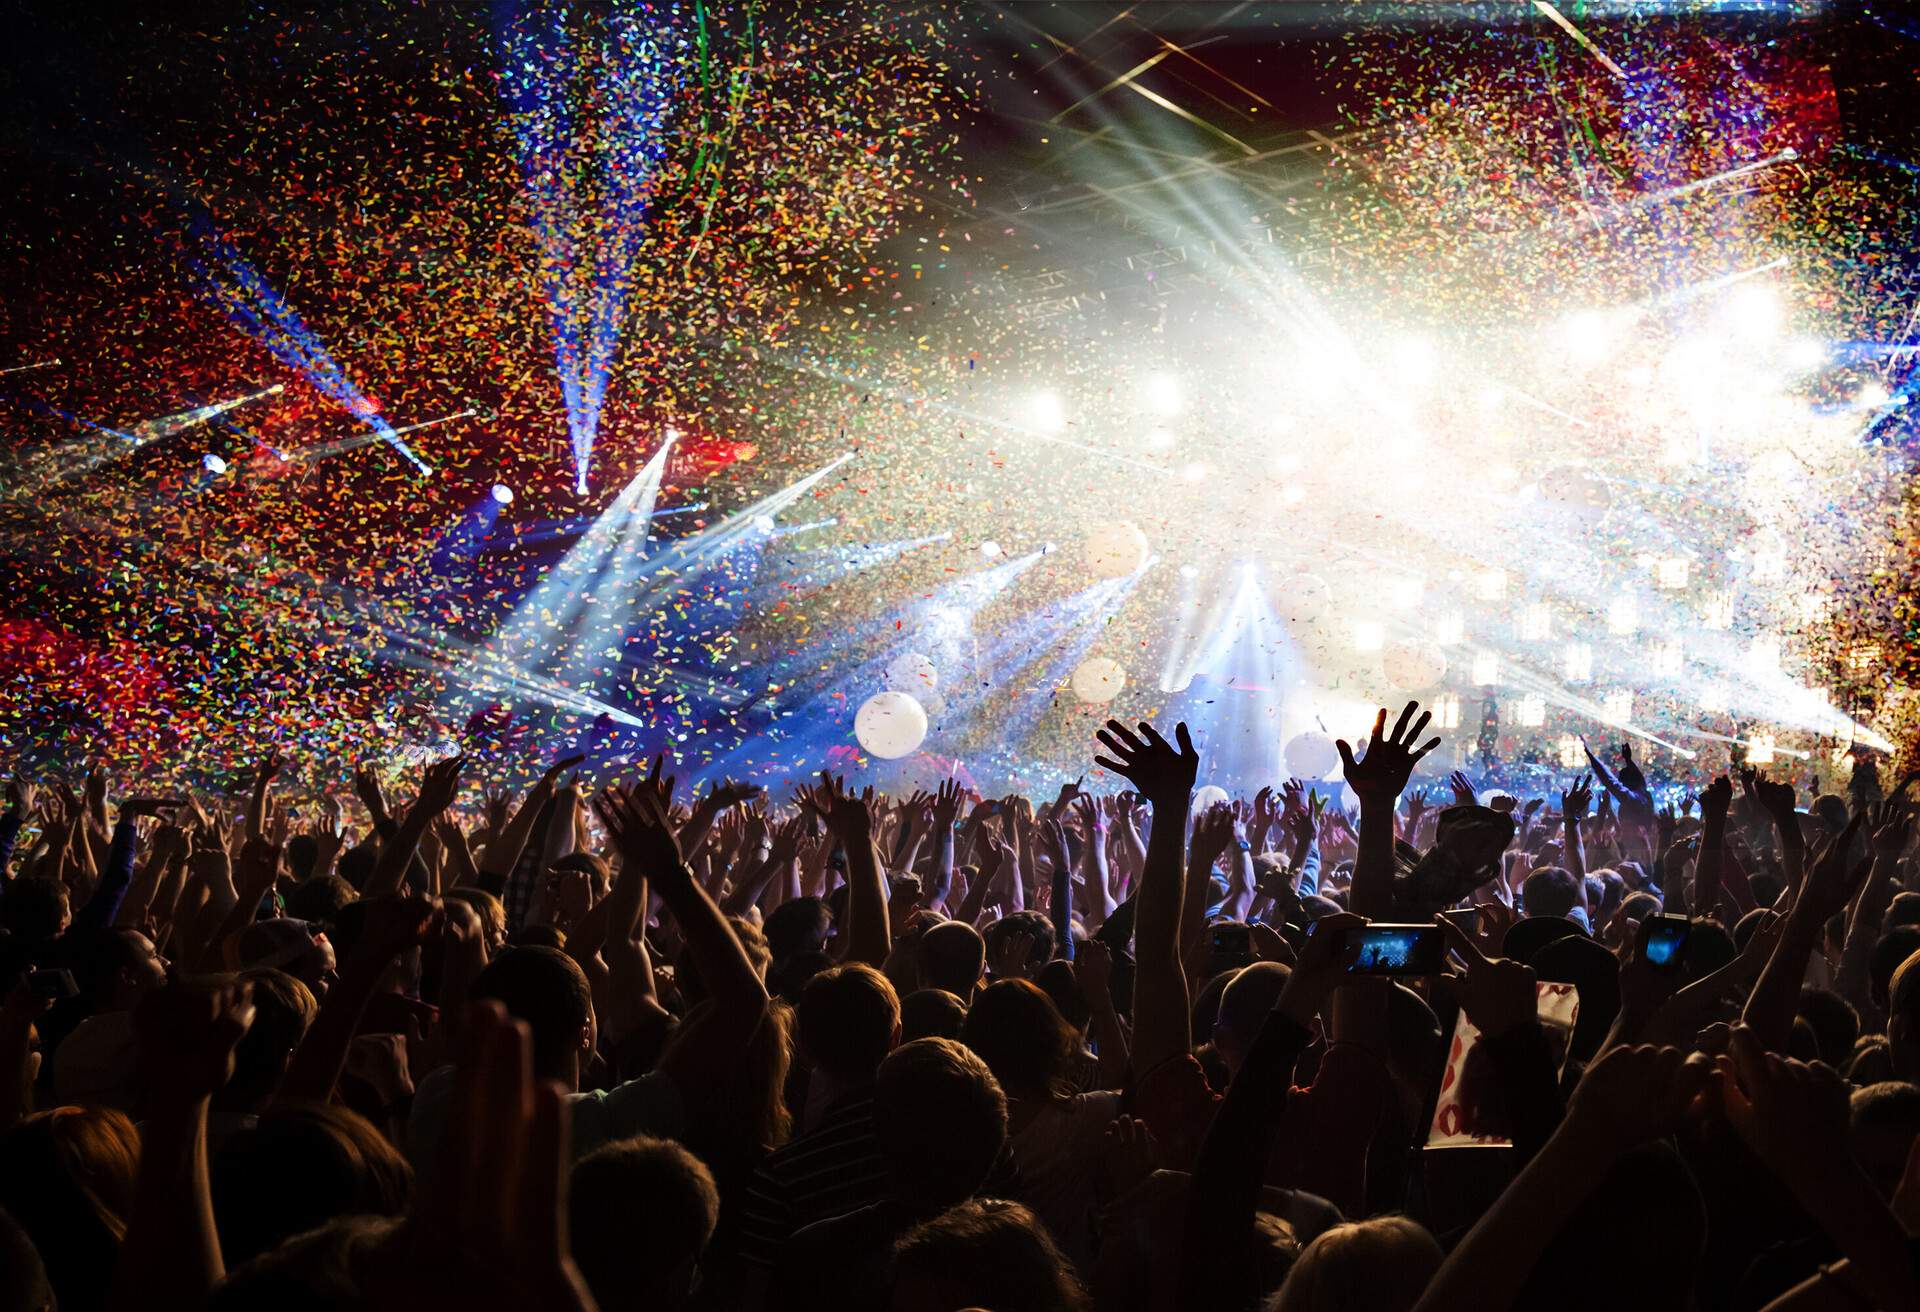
[0,1106,141,1312]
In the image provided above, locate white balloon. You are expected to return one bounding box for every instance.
[1070,657,1126,704]
[1274,572,1332,625]
[1381,639,1449,692]
[855,691,929,760]
[1084,520,1150,578]
[1192,784,1230,812]
[885,651,938,695]
[1283,731,1341,779]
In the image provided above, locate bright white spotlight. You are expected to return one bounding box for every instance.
[201,453,228,475]
[1471,652,1499,686]
[1558,735,1584,768]
[1564,643,1593,683]
[753,514,777,533]
[1280,485,1305,505]
[1435,694,1462,729]
[1353,621,1385,652]
[1701,591,1736,630]
[1181,462,1209,484]
[1391,334,1438,388]
[980,540,1003,559]
[1607,595,1639,636]
[1747,734,1777,764]
[1782,338,1827,372]
[1028,392,1066,433]
[663,426,682,441]
[1143,374,1181,416]
[1721,284,1782,342]
[1517,694,1546,727]
[1857,380,1893,409]
[491,483,514,505]
[1561,309,1626,362]
[1178,564,1200,580]
[1602,691,1634,725]
[1144,427,1177,452]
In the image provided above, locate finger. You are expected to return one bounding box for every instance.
[1092,756,1130,776]
[1405,711,1433,745]
[1175,723,1195,758]
[1411,737,1443,765]
[1391,701,1416,743]
[1103,720,1144,753]
[1436,912,1488,966]
[1369,707,1387,744]
[1137,722,1169,751]
[1335,739,1356,774]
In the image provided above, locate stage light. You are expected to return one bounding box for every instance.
[1520,603,1551,641]
[1353,621,1385,652]
[1040,541,1057,555]
[1655,557,1689,589]
[664,426,681,441]
[1181,461,1209,483]
[1782,339,1826,372]
[1390,577,1424,610]
[980,540,1003,559]
[1849,643,1883,671]
[1144,427,1176,452]
[1436,694,1462,730]
[1517,694,1546,727]
[1271,448,1301,474]
[1280,484,1305,505]
[1701,591,1736,630]
[1144,373,1181,416]
[1471,652,1499,686]
[1558,735,1584,768]
[1602,691,1633,725]
[752,514,776,534]
[491,483,514,505]
[1178,563,1200,580]
[1654,639,1684,678]
[1391,335,1437,388]
[1857,380,1892,409]
[1607,595,1638,636]
[1435,611,1465,645]
[1721,284,1782,342]
[1747,734,1776,764]
[1561,309,1625,362]
[1475,569,1507,601]
[1028,392,1066,433]
[201,453,228,475]
[1564,643,1593,683]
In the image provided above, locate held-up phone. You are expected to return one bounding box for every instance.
[1209,922,1252,969]
[27,969,77,1000]
[1638,914,1692,971]
[1331,923,1447,976]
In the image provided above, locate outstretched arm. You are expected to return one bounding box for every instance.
[365,756,466,900]
[1094,719,1199,1077]
[1337,702,1440,919]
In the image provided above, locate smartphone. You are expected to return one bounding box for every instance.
[1639,914,1692,971]
[1442,907,1481,937]
[1333,923,1447,976]
[1210,922,1252,969]
[26,969,76,1000]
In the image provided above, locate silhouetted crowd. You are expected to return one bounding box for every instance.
[1,701,1917,1312]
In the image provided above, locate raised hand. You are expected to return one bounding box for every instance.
[1448,770,1477,808]
[353,764,390,824]
[134,980,256,1108]
[1438,913,1537,1039]
[1797,813,1871,923]
[414,755,468,818]
[1275,911,1366,1028]
[1338,701,1441,805]
[1563,1042,1713,1153]
[594,786,685,877]
[795,772,874,843]
[1698,774,1732,817]
[1561,774,1594,824]
[702,777,764,814]
[1093,719,1198,806]
[932,777,965,829]
[1717,1024,1849,1188]
[381,1001,597,1312]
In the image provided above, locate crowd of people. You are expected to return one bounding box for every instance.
[0,698,1917,1311]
